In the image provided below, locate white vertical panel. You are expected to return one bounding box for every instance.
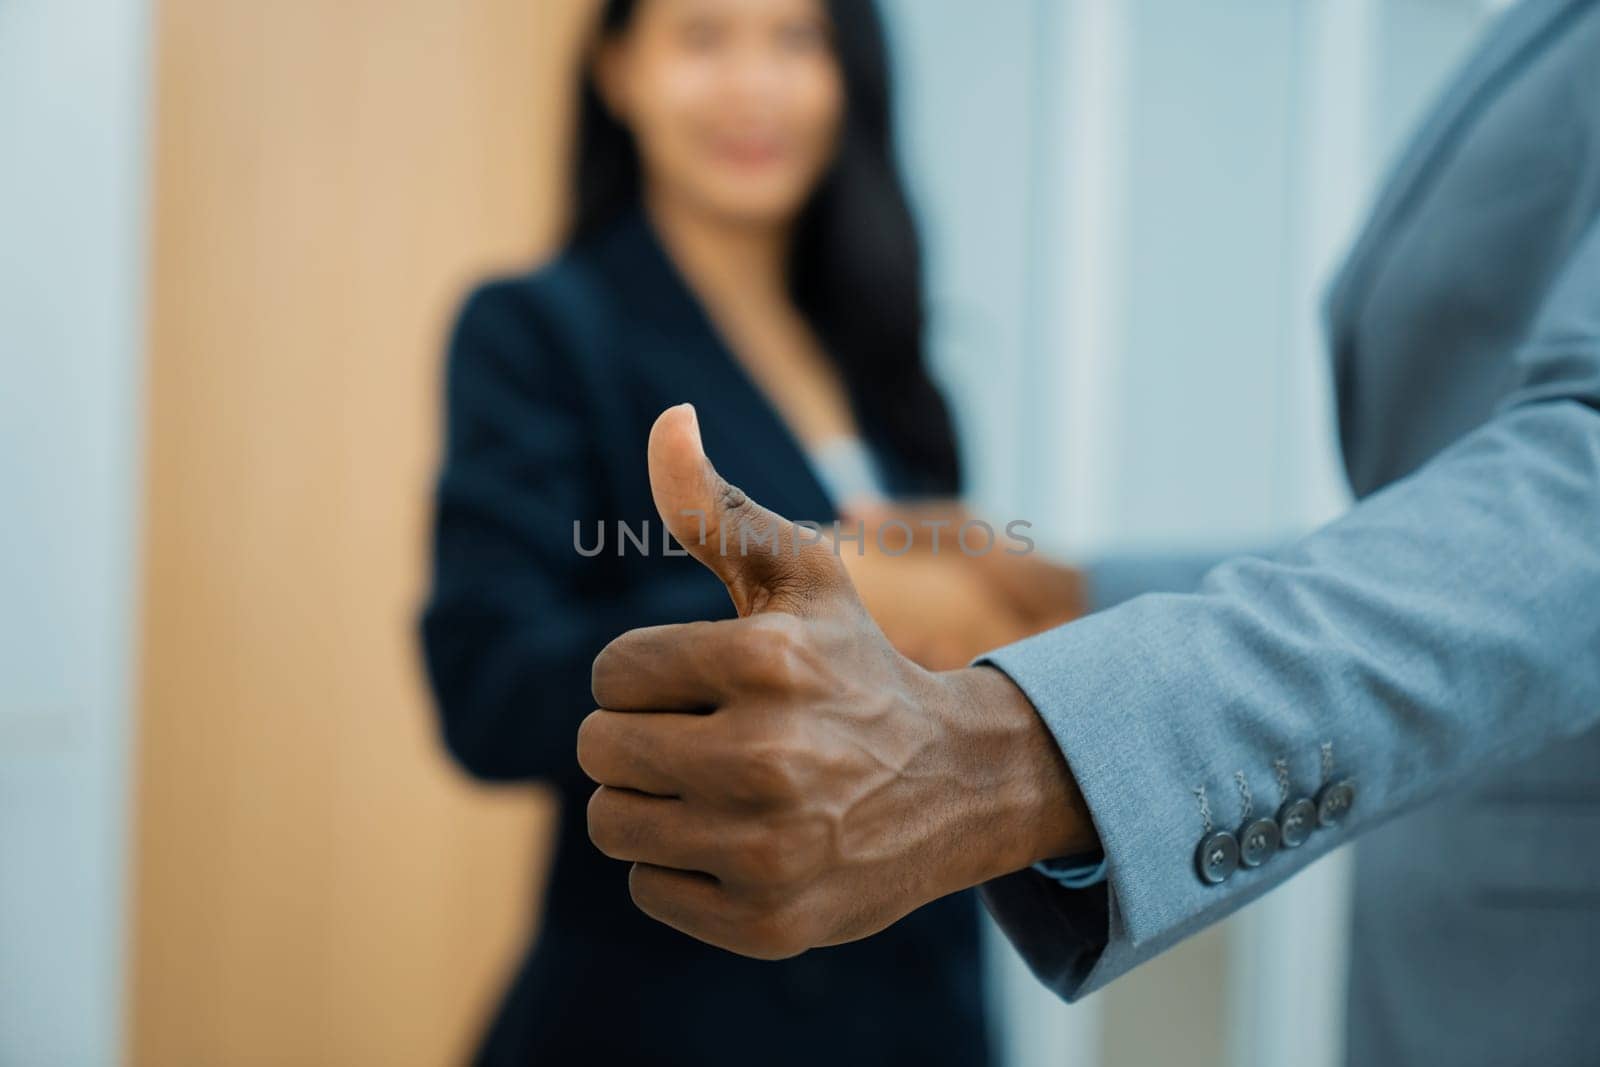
[880,0,1040,518]
[0,0,152,1062]
[1023,0,1131,558]
[1108,0,1303,550]
[1277,0,1375,531]
[1222,0,1373,1060]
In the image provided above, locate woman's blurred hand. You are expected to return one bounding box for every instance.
[838,544,1032,670]
[838,501,1088,669]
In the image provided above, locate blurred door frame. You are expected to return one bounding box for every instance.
[129,2,595,1063]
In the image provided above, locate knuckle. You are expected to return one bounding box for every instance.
[626,862,660,912]
[716,477,752,518]
[754,646,802,690]
[585,788,627,858]
[627,863,694,933]
[729,828,802,887]
[746,834,792,883]
[590,627,669,708]
[737,906,810,960]
[723,626,764,671]
[574,712,606,777]
[741,615,814,689]
[750,610,805,643]
[590,640,623,707]
[731,735,808,805]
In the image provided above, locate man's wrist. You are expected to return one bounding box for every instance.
[935,665,1099,887]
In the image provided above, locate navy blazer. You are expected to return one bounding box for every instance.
[421,206,989,1066]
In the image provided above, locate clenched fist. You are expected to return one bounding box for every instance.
[578,404,1095,959]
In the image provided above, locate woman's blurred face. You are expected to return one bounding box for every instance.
[599,0,845,227]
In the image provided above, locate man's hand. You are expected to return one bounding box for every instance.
[579,404,1097,959]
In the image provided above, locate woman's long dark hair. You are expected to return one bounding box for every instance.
[572,0,961,495]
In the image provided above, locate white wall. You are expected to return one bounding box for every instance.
[0,1,152,1063]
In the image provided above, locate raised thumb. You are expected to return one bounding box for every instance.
[647,403,844,617]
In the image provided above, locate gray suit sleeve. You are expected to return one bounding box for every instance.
[1086,549,1257,611]
[978,217,1600,1000]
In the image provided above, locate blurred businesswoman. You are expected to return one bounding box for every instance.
[420,0,1023,1062]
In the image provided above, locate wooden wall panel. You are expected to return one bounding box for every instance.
[131,2,596,1063]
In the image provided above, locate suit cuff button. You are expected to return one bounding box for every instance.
[1196,830,1240,884]
[1276,797,1318,847]
[1238,817,1281,867]
[1315,778,1356,827]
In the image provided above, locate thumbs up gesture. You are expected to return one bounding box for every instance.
[579,405,1094,958]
